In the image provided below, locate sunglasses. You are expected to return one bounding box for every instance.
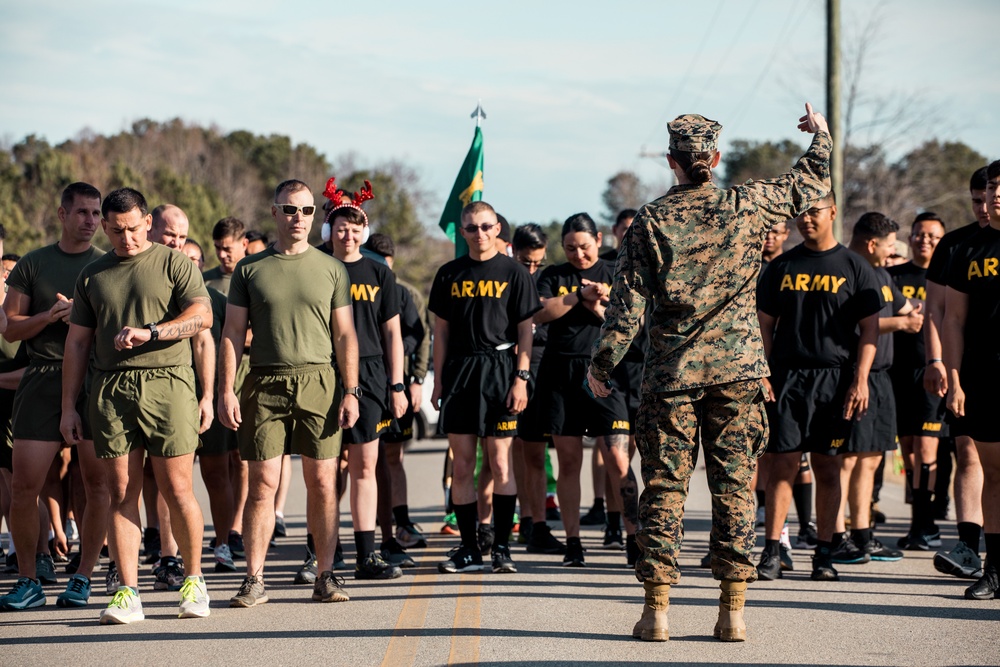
[462,222,497,234]
[519,259,547,268]
[274,204,316,216]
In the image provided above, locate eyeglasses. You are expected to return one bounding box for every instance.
[274,204,316,216]
[801,206,832,218]
[520,259,547,268]
[462,223,496,233]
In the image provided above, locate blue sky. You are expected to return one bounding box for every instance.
[1,0,997,233]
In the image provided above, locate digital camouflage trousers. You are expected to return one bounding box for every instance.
[634,379,767,585]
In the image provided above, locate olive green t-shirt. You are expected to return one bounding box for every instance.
[71,243,210,371]
[228,246,351,368]
[203,266,232,297]
[5,243,104,363]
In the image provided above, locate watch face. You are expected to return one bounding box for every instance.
[390,383,405,392]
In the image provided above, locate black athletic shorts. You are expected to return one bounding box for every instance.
[440,349,519,438]
[0,388,13,471]
[957,362,1000,442]
[535,355,630,438]
[382,378,414,444]
[514,372,548,442]
[889,366,949,438]
[613,358,643,430]
[844,370,896,454]
[343,356,396,445]
[766,366,855,456]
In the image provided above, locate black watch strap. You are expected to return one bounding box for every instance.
[145,322,159,341]
[514,369,531,382]
[389,383,405,393]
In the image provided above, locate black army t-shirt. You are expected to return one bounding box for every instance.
[343,257,400,358]
[926,222,983,285]
[872,265,907,371]
[888,261,927,372]
[946,226,1000,365]
[758,244,882,369]
[428,253,540,357]
[537,259,614,358]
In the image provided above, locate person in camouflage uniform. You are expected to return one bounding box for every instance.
[587,104,831,642]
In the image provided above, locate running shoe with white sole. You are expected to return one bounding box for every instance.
[105,561,119,596]
[100,587,144,624]
[178,576,210,618]
[491,545,517,574]
[438,545,484,574]
[934,541,983,579]
[214,543,237,573]
[0,577,46,610]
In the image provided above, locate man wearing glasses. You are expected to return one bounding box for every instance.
[219,179,360,607]
[756,191,883,582]
[429,201,539,574]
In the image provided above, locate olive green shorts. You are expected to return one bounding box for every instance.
[90,366,199,459]
[12,363,91,442]
[238,364,342,462]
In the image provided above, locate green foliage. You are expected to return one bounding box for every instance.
[722,139,805,187]
[0,119,441,296]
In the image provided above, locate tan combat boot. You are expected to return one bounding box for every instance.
[631,580,669,641]
[714,580,747,642]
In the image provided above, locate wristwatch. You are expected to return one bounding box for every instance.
[412,377,424,385]
[389,383,406,393]
[345,386,363,398]
[514,369,531,382]
[145,322,159,341]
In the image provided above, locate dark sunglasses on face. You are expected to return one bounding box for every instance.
[274,204,316,216]
[463,223,496,233]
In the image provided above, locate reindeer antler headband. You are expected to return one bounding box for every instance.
[323,177,374,225]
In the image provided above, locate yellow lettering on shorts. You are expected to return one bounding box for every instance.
[611,420,630,430]
[376,419,392,432]
[830,438,845,449]
[496,420,516,431]
[921,422,943,432]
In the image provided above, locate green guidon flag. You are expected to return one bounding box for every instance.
[438,126,484,257]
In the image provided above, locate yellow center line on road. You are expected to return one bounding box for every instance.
[447,573,482,665]
[380,562,439,667]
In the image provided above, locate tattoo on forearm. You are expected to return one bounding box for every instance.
[159,316,204,340]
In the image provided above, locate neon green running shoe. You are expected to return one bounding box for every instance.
[178,576,210,619]
[100,587,144,625]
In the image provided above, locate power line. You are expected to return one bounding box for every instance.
[689,0,763,110]
[640,0,729,152]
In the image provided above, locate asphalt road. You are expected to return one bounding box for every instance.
[1,437,997,666]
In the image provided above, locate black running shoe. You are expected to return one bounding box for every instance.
[273,515,287,538]
[477,525,495,556]
[626,535,640,568]
[142,528,161,565]
[699,551,712,569]
[964,564,999,600]
[294,554,318,585]
[65,552,81,575]
[898,530,933,551]
[756,551,782,581]
[794,523,818,550]
[811,549,840,581]
[562,539,585,567]
[603,525,624,550]
[491,545,517,574]
[831,537,870,565]
[526,524,567,555]
[438,545,484,574]
[228,532,246,559]
[355,552,402,580]
[579,503,606,526]
[864,538,903,562]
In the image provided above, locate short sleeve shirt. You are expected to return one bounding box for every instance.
[926,222,982,285]
[946,226,1000,365]
[872,265,907,371]
[757,243,882,369]
[342,257,400,358]
[71,243,209,371]
[537,259,614,358]
[428,253,540,357]
[228,246,351,368]
[6,244,103,363]
[888,261,927,372]
[202,266,232,297]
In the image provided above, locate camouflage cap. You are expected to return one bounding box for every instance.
[668,114,722,153]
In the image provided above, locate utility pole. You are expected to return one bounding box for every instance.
[828,0,843,241]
